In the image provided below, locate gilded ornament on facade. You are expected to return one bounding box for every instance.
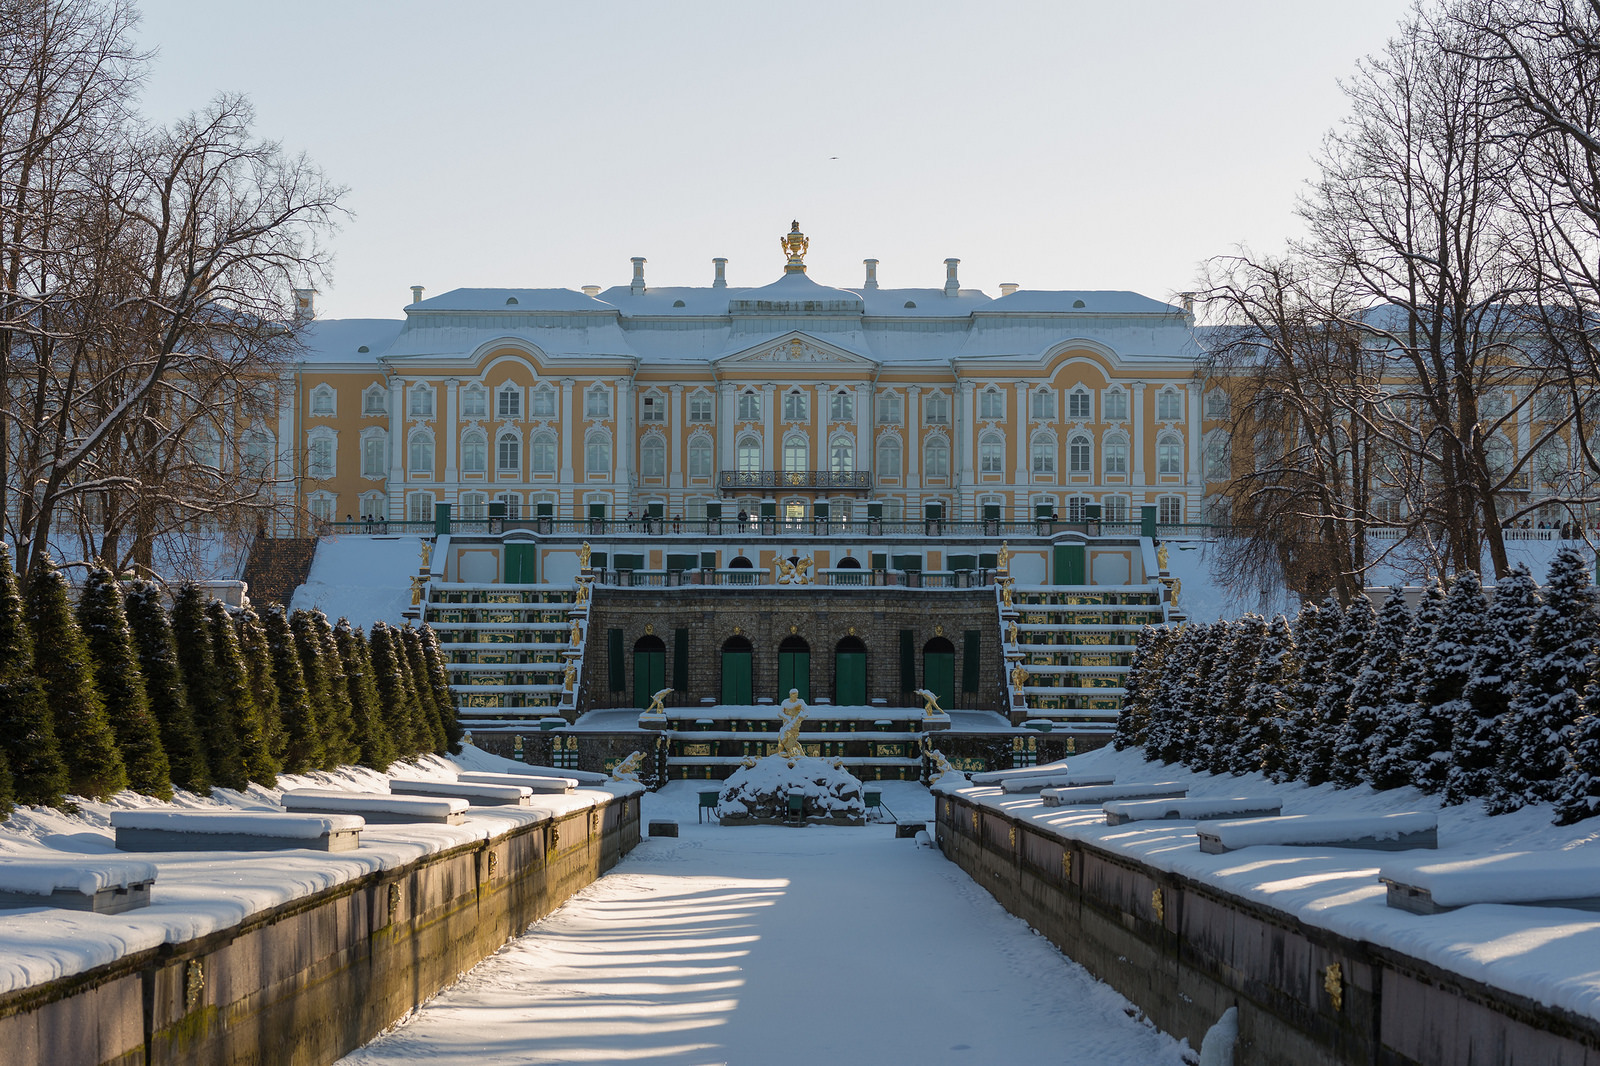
[1151,887,1165,923]
[644,623,654,635]
[781,220,809,272]
[1324,963,1343,1011]
[1061,852,1072,879]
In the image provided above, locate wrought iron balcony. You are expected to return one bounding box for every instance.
[717,470,873,492]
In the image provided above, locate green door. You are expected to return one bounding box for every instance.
[924,646,955,711]
[778,649,810,701]
[835,649,866,705]
[1054,544,1086,585]
[505,543,537,583]
[721,648,753,705]
[634,644,665,708]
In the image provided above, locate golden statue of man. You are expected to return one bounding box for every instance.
[1010,662,1029,691]
[563,661,577,692]
[1157,542,1169,572]
[1000,580,1013,608]
[997,541,1010,571]
[777,689,807,758]
[578,541,592,569]
[1006,619,1018,644]
[569,619,581,647]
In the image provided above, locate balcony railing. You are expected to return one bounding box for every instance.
[718,470,873,492]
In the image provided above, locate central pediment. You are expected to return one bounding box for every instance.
[713,331,878,370]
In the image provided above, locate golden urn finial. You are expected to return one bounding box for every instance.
[781,220,810,274]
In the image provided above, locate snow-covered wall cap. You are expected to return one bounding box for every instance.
[295,318,405,363]
[980,290,1185,315]
[408,288,617,313]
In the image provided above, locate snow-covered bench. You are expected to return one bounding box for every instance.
[1196,812,1437,855]
[1001,773,1115,795]
[390,779,532,806]
[508,764,609,785]
[111,810,364,853]
[280,789,469,825]
[1380,851,1600,914]
[1040,782,1187,807]
[970,760,1072,786]
[1102,796,1282,826]
[0,856,157,914]
[458,771,579,794]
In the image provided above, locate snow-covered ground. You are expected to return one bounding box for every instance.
[337,779,1190,1066]
[948,743,1600,1024]
[289,534,423,628]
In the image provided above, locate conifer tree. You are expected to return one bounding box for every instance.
[335,618,393,770]
[1368,580,1445,790]
[420,624,464,754]
[77,566,171,798]
[0,746,14,816]
[401,625,448,753]
[204,600,272,788]
[0,545,68,807]
[1305,596,1372,785]
[1206,614,1264,775]
[1115,626,1172,750]
[1236,614,1298,778]
[263,605,322,774]
[311,612,360,767]
[289,609,338,770]
[1404,573,1487,794]
[1554,677,1600,826]
[1186,622,1230,771]
[1446,565,1539,804]
[1168,623,1212,766]
[170,584,244,791]
[369,622,419,756]
[234,606,283,766]
[25,556,127,800]
[126,580,210,793]
[1280,600,1337,782]
[1488,549,1600,813]
[1332,588,1409,787]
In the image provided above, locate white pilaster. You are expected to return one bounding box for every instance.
[906,384,921,487]
[669,384,684,489]
[559,379,575,511]
[762,383,776,469]
[855,382,871,476]
[719,382,737,471]
[1131,382,1146,487]
[444,379,459,490]
[1187,380,1202,488]
[388,376,404,518]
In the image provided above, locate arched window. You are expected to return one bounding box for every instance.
[783,433,808,473]
[1103,434,1128,475]
[641,391,666,423]
[641,435,666,478]
[688,390,714,422]
[877,391,903,424]
[362,384,387,417]
[530,384,557,418]
[497,432,521,475]
[498,384,522,420]
[689,434,713,478]
[876,436,902,479]
[1067,387,1091,421]
[979,431,1004,474]
[531,430,557,475]
[1157,387,1183,422]
[408,430,434,474]
[924,435,950,478]
[829,434,854,474]
[310,383,335,417]
[584,386,610,419]
[783,389,808,421]
[829,389,854,422]
[461,429,487,474]
[1031,387,1054,420]
[1204,432,1231,481]
[1204,388,1230,420]
[979,387,1004,420]
[1030,432,1055,476]
[737,435,761,473]
[1068,433,1091,474]
[1158,432,1183,475]
[585,431,610,475]
[778,635,811,701]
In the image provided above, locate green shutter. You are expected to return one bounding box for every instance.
[722,650,753,704]
[633,649,665,708]
[948,554,977,571]
[672,628,689,691]
[836,650,867,705]
[962,630,980,693]
[591,552,608,570]
[925,651,955,710]
[607,629,624,692]
[506,543,536,583]
[1054,544,1086,585]
[899,630,916,695]
[892,554,922,572]
[979,552,998,569]
[871,552,888,570]
[778,650,811,701]
[700,551,717,569]
[615,553,645,571]
[666,553,697,572]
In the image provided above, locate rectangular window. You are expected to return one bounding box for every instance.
[1031,389,1054,420]
[783,392,808,421]
[979,389,1004,420]
[1104,496,1129,522]
[689,439,712,477]
[460,389,487,418]
[311,388,334,416]
[531,387,556,418]
[1031,441,1055,476]
[1067,391,1090,420]
[829,391,854,423]
[924,393,949,424]
[531,436,557,474]
[642,395,665,422]
[689,393,713,422]
[409,389,434,418]
[498,388,521,419]
[1158,496,1183,525]
[1104,390,1127,421]
[1069,438,1091,473]
[877,393,903,424]
[1104,440,1128,474]
[979,438,1003,474]
[1204,390,1229,420]
[406,492,434,523]
[308,438,334,479]
[1158,439,1182,475]
[363,389,387,417]
[586,389,611,418]
[738,392,761,421]
[310,495,335,523]
[361,436,386,477]
[1157,390,1183,421]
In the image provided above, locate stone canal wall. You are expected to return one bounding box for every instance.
[0,793,640,1066]
[935,790,1600,1066]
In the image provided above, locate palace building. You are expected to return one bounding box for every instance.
[286,223,1219,531]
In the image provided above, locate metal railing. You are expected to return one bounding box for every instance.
[717,470,873,491]
[321,516,1234,540]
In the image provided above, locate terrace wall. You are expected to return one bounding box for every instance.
[0,793,640,1066]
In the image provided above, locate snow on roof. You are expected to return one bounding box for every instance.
[410,288,614,313]
[295,318,404,364]
[981,290,1185,315]
[860,287,993,316]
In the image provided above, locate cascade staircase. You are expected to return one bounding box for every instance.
[241,537,319,606]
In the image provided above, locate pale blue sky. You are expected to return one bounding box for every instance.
[135,0,1413,319]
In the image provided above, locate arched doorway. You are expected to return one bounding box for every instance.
[633,634,665,709]
[835,636,867,706]
[778,635,810,701]
[721,635,753,705]
[836,556,861,568]
[923,636,955,711]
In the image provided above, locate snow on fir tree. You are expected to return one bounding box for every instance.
[78,566,171,799]
[1202,616,1265,776]
[126,579,209,794]
[25,555,127,801]
[1554,673,1600,825]
[1144,626,1197,765]
[232,606,284,770]
[1403,573,1488,794]
[171,583,242,791]
[1114,626,1173,750]
[1368,579,1445,790]
[204,599,274,788]
[1487,549,1600,813]
[1446,564,1538,805]
[1305,595,1372,785]
[1332,588,1410,788]
[1235,613,1298,778]
[401,625,449,754]
[335,617,394,771]
[0,548,60,802]
[420,625,465,755]
[1280,600,1338,783]
[263,604,323,774]
[310,612,361,767]
[1189,620,1237,773]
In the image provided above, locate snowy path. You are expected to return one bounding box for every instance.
[339,783,1188,1066]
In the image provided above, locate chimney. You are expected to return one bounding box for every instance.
[409,284,424,305]
[999,282,1019,297]
[713,258,728,288]
[630,257,647,295]
[293,287,317,320]
[863,259,879,290]
[1178,292,1196,315]
[944,258,960,297]
[581,284,601,298]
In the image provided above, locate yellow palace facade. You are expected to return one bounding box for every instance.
[284,225,1219,532]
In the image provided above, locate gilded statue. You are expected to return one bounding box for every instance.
[1000,580,1013,608]
[1010,662,1029,691]
[915,687,945,718]
[923,736,957,777]
[578,541,592,569]
[569,619,581,647]
[610,751,646,781]
[574,581,589,605]
[1006,619,1018,644]
[997,542,1010,571]
[795,556,813,584]
[777,689,808,759]
[563,660,577,692]
[409,575,424,605]
[1171,577,1181,606]
[777,557,797,583]
[644,687,671,715]
[420,540,432,570]
[1156,541,1169,572]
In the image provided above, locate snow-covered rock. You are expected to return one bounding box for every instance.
[715,754,866,824]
